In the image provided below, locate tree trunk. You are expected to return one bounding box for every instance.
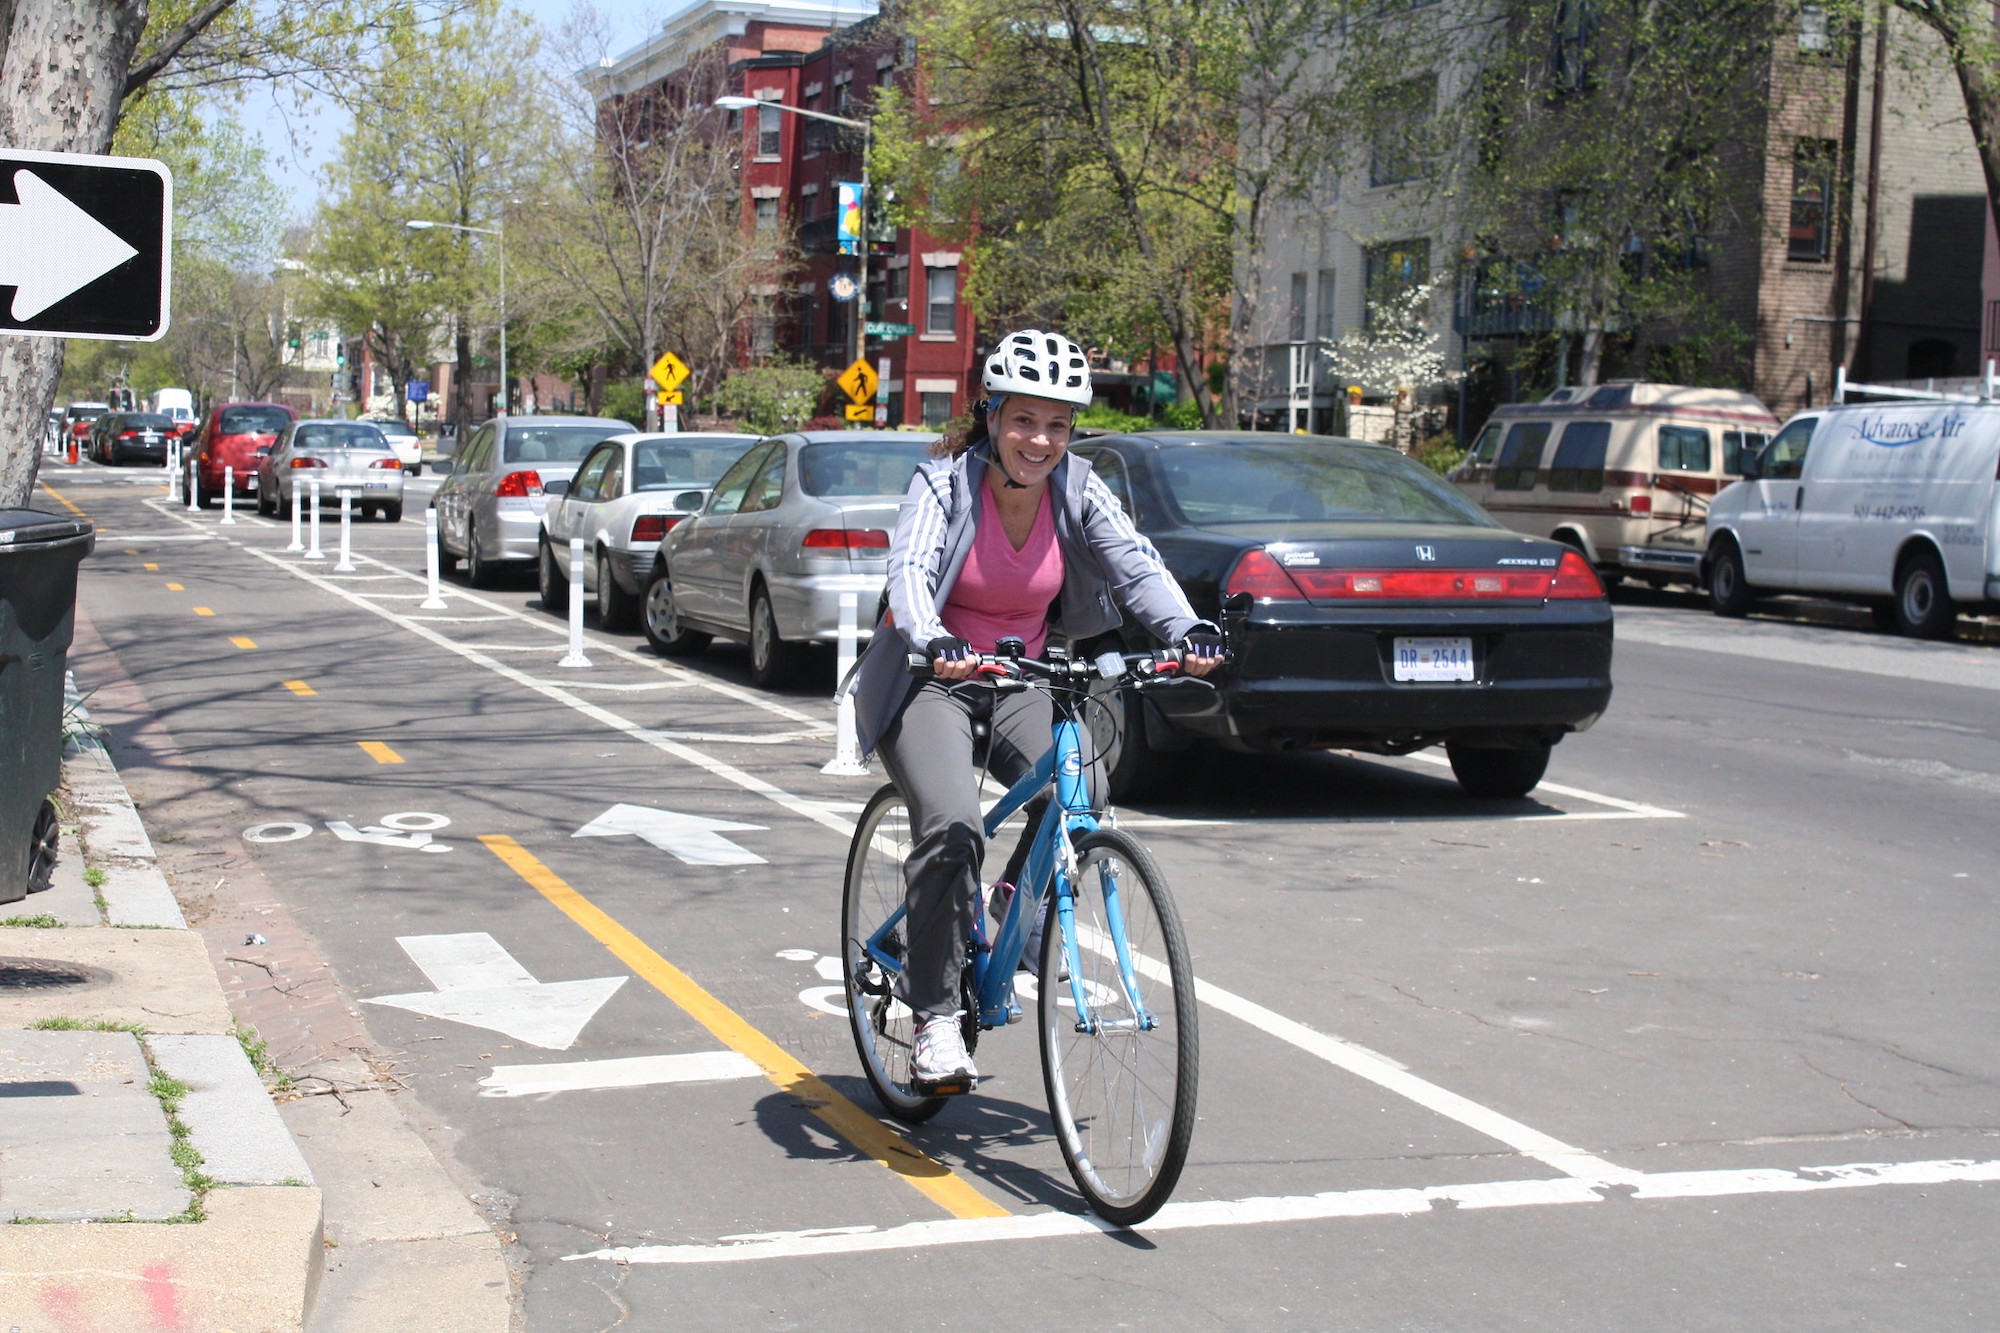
[1577,325,1605,387]
[0,0,152,507]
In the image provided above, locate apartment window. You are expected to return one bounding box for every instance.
[1552,0,1596,94]
[757,104,782,158]
[925,266,957,335]
[754,196,779,234]
[803,91,827,154]
[1287,273,1308,341]
[1798,3,1830,52]
[1315,270,1338,340]
[751,298,776,357]
[920,392,954,427]
[1363,239,1430,326]
[1788,139,1836,263]
[1369,74,1435,187]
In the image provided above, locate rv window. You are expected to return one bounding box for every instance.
[1493,423,1551,490]
[1548,421,1610,492]
[1659,425,1712,472]
[1469,422,1503,464]
[1721,431,1768,475]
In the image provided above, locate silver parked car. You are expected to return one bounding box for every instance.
[650,431,936,685]
[254,418,405,521]
[362,417,422,474]
[430,414,632,586]
[540,432,759,630]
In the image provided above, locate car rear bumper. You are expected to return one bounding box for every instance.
[607,546,654,593]
[490,505,543,563]
[768,571,885,642]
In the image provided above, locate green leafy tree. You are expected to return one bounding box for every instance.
[713,361,824,434]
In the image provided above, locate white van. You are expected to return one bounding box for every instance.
[151,387,195,423]
[1452,382,1779,587]
[1705,390,2000,636]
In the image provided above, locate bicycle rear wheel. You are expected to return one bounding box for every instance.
[841,783,947,1122]
[1038,828,1198,1225]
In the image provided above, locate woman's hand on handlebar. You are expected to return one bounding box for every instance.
[1178,622,1226,678]
[926,635,979,681]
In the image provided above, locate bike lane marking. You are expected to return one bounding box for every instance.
[478,834,1011,1221]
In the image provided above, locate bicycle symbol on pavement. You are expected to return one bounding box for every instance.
[242,810,455,853]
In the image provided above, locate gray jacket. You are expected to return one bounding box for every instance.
[851,442,1203,755]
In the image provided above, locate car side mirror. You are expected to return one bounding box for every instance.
[255,445,271,456]
[431,459,454,475]
[543,479,569,497]
[672,489,708,513]
[1737,448,1765,481]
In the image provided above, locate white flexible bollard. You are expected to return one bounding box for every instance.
[558,537,591,668]
[220,466,237,524]
[420,507,448,609]
[186,458,200,512]
[165,441,179,499]
[822,591,870,776]
[334,492,356,572]
[305,479,325,560]
[286,476,304,551]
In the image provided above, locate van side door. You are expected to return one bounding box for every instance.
[1735,417,1815,587]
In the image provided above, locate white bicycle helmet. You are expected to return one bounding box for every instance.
[981,329,1093,408]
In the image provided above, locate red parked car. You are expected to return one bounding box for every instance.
[193,402,294,508]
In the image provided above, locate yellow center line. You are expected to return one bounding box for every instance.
[144,563,159,571]
[479,835,1010,1221]
[36,484,85,518]
[357,740,403,764]
[283,680,317,696]
[193,606,215,616]
[230,635,257,650]
[166,582,184,591]
[125,548,139,555]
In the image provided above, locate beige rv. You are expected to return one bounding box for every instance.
[1451,382,1780,586]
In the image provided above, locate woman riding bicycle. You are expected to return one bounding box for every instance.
[849,328,1225,1089]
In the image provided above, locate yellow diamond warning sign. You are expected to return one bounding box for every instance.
[837,358,878,406]
[649,351,690,393]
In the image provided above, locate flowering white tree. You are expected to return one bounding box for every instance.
[1318,284,1446,401]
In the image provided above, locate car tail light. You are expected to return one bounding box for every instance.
[1628,493,1653,515]
[288,457,327,468]
[1224,549,1308,600]
[495,469,543,498]
[1547,549,1606,598]
[630,514,682,543]
[118,430,139,440]
[71,422,89,436]
[802,528,891,550]
[368,457,402,470]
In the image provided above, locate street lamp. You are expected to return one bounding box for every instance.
[406,217,507,418]
[716,93,875,371]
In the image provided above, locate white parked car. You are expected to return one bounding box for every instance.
[1706,388,2000,636]
[538,432,759,629]
[362,417,422,474]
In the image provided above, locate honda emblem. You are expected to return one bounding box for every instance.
[1415,545,1436,562]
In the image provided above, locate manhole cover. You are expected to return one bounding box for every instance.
[0,957,109,990]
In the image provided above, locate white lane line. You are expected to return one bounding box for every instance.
[651,728,832,745]
[1076,923,1636,1183]
[563,1157,2000,1264]
[478,1051,761,1098]
[84,532,215,542]
[1396,751,1684,818]
[1123,810,1675,827]
[405,614,516,623]
[523,678,691,692]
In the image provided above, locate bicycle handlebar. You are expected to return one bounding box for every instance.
[903,644,1222,687]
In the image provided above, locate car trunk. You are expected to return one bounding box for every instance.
[302,448,400,497]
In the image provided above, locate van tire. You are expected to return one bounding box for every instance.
[1892,549,1956,639]
[1446,741,1552,798]
[1707,539,1754,617]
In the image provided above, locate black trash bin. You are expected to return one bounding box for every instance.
[0,508,94,903]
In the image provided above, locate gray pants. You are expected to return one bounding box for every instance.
[876,681,1054,1018]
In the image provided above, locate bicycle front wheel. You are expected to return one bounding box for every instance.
[1038,828,1198,1225]
[841,783,946,1122]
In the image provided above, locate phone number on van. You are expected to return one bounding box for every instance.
[1851,503,1926,521]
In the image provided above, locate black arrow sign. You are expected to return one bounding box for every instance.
[0,149,171,341]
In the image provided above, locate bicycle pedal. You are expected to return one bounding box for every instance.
[910,1073,977,1097]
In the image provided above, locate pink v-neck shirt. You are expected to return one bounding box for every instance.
[940,483,1064,656]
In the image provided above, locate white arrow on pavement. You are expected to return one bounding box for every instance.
[0,169,139,319]
[573,802,767,866]
[362,933,627,1049]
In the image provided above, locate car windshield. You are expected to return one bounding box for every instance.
[503,425,616,464]
[123,415,172,429]
[798,440,931,498]
[294,423,389,451]
[633,439,756,490]
[219,406,292,435]
[68,406,107,420]
[365,419,414,435]
[1153,442,1498,528]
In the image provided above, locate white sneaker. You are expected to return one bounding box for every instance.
[912,1013,977,1085]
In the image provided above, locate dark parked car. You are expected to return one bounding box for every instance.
[89,412,175,466]
[1068,432,1614,799]
[193,402,295,507]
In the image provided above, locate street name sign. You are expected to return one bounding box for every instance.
[0,149,172,340]
[649,350,690,393]
[865,321,915,338]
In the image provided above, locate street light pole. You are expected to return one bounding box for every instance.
[405,217,507,416]
[715,94,873,370]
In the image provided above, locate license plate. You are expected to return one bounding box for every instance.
[242,476,257,491]
[363,482,387,490]
[1393,636,1474,682]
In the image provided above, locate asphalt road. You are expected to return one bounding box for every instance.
[40,461,2000,1331]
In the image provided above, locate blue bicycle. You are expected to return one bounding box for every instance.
[840,644,1202,1224]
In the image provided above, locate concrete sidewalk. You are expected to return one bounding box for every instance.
[0,675,513,1331]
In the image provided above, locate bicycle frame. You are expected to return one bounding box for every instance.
[859,692,1160,1036]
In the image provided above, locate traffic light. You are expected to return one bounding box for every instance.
[336,346,347,369]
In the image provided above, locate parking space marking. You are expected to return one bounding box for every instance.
[480,835,1010,1221]
[193,606,214,616]
[1395,750,1685,817]
[283,680,316,697]
[165,582,184,590]
[230,635,257,650]
[564,1157,2000,1264]
[357,741,404,764]
[477,1051,762,1099]
[143,562,158,570]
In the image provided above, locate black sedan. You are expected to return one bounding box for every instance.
[91,412,176,465]
[1070,432,1613,799]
